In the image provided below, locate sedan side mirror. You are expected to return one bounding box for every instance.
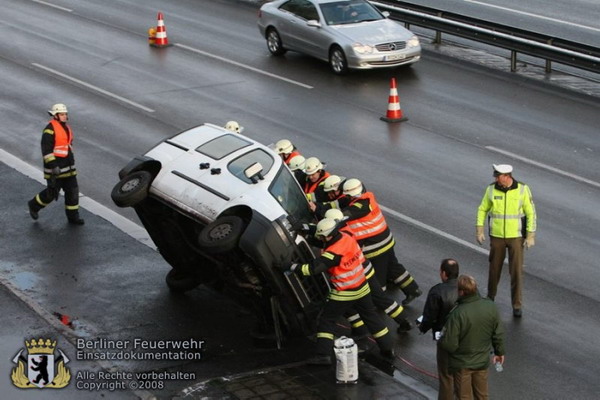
[382,11,390,18]
[306,20,321,28]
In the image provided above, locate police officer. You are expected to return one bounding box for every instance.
[28,104,84,225]
[283,218,395,365]
[341,178,422,305]
[326,209,412,334]
[476,164,536,317]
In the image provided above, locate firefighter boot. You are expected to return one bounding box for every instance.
[68,214,85,225]
[28,200,39,220]
[402,287,422,306]
[396,317,413,333]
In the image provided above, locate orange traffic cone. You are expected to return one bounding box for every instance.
[150,12,171,48]
[380,78,407,122]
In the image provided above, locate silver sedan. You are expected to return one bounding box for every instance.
[257,0,421,74]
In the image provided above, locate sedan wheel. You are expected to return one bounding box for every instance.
[266,29,286,56]
[329,46,348,75]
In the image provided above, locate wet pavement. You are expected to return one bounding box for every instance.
[0,157,436,399]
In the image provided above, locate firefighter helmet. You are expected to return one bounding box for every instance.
[323,175,342,192]
[275,139,294,155]
[48,103,68,116]
[315,218,337,238]
[288,155,306,171]
[343,178,363,197]
[324,208,344,222]
[304,157,323,175]
[224,121,243,133]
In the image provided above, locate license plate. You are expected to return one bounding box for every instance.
[384,54,405,61]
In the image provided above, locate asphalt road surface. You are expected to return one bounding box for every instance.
[1,0,599,399]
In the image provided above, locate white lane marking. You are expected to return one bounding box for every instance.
[175,43,314,89]
[0,148,156,249]
[464,0,600,33]
[31,0,73,12]
[380,205,489,255]
[486,146,600,189]
[31,63,156,113]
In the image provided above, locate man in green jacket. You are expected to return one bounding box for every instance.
[440,275,505,400]
[476,164,536,317]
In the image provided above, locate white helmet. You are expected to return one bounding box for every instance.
[304,157,323,175]
[315,218,337,238]
[343,178,363,197]
[275,139,294,155]
[288,155,306,171]
[324,208,344,222]
[48,103,68,116]
[323,175,342,192]
[224,121,243,133]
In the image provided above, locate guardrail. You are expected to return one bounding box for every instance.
[372,0,600,74]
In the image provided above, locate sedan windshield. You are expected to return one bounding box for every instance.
[319,0,383,25]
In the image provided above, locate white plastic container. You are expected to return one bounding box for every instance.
[334,336,358,384]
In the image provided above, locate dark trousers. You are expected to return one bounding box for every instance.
[29,175,80,220]
[347,275,405,333]
[453,368,488,400]
[436,342,454,400]
[317,291,393,356]
[370,248,419,295]
[488,236,524,309]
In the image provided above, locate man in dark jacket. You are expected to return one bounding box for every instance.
[418,259,459,400]
[440,275,505,400]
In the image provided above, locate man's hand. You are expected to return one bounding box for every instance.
[476,226,485,245]
[525,232,535,249]
[51,166,60,176]
[308,201,317,213]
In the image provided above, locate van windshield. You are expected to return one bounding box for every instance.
[269,166,314,224]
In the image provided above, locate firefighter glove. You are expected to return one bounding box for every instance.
[525,232,536,249]
[51,166,61,176]
[476,226,485,245]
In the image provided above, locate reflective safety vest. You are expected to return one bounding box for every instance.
[477,182,536,238]
[346,192,388,240]
[324,232,366,291]
[304,171,330,196]
[49,119,73,158]
[283,150,301,165]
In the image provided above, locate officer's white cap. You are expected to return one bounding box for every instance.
[493,164,513,174]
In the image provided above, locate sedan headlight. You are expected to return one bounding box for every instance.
[407,35,420,48]
[352,43,374,55]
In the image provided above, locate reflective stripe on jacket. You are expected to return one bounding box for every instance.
[324,232,367,291]
[49,119,73,158]
[345,192,388,240]
[476,182,536,238]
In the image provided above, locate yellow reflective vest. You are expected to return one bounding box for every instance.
[476,181,536,238]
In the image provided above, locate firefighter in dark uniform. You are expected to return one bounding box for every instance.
[287,155,306,185]
[27,103,84,225]
[341,179,421,306]
[309,175,352,218]
[302,157,330,203]
[282,218,395,365]
[325,209,412,334]
[274,139,301,165]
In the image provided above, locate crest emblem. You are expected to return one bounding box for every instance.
[11,338,71,389]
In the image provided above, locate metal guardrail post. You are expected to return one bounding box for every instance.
[373,1,600,74]
[511,51,517,72]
